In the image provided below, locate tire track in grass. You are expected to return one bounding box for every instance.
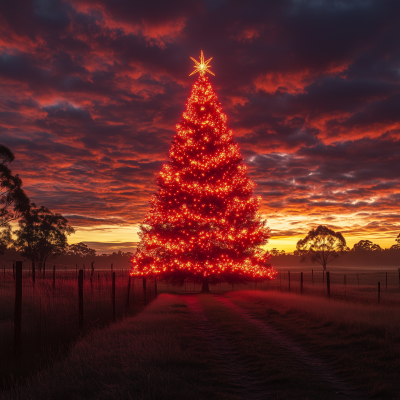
[216,295,361,400]
[183,295,270,400]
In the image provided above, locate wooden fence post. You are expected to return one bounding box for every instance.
[154,278,158,298]
[43,262,45,278]
[378,281,380,304]
[300,272,303,293]
[323,270,325,283]
[52,265,55,290]
[344,274,346,298]
[76,263,77,278]
[326,271,330,298]
[143,277,147,305]
[78,270,83,330]
[386,272,387,289]
[126,275,131,310]
[32,261,35,285]
[288,271,290,292]
[398,268,400,288]
[312,269,314,284]
[13,263,15,280]
[112,272,116,321]
[14,261,22,355]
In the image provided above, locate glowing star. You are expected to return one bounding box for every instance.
[189,50,215,77]
[131,57,276,290]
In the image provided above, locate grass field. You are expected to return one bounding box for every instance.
[0,269,156,389]
[1,287,400,399]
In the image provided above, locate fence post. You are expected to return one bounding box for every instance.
[154,278,158,298]
[300,272,303,293]
[52,265,55,290]
[326,271,330,298]
[323,270,325,283]
[13,263,15,280]
[288,271,290,292]
[32,261,35,285]
[78,270,83,330]
[378,282,380,304]
[14,261,22,356]
[43,262,45,278]
[76,263,77,278]
[312,269,314,284]
[344,274,346,299]
[386,272,387,289]
[398,268,400,288]
[112,272,116,322]
[143,277,147,305]
[127,275,131,310]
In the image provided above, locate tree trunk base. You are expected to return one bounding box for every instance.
[201,277,210,293]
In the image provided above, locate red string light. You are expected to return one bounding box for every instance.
[131,70,276,283]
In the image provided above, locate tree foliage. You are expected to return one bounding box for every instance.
[14,204,75,263]
[0,144,30,254]
[67,242,96,257]
[0,144,30,227]
[390,233,400,250]
[270,248,286,256]
[296,225,348,271]
[353,240,382,252]
[131,74,275,286]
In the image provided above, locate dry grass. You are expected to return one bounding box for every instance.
[231,290,400,340]
[0,272,153,388]
[1,294,233,400]
[227,290,400,398]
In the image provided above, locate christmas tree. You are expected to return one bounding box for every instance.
[131,51,276,291]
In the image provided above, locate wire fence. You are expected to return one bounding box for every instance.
[0,261,157,388]
[1,261,400,388]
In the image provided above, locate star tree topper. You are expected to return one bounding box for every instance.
[189,50,215,76]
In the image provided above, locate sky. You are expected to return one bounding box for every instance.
[1,0,399,254]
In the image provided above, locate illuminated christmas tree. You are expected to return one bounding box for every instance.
[131,51,276,291]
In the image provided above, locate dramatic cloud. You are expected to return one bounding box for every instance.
[1,0,399,252]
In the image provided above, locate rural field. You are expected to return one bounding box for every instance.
[1,265,400,399]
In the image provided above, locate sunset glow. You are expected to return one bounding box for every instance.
[1,1,399,254]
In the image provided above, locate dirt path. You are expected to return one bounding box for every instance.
[184,293,362,400]
[183,295,270,400]
[215,295,361,400]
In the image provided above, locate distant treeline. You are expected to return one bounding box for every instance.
[270,248,400,268]
[0,246,136,270]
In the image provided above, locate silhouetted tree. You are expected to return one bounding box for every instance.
[390,233,400,250]
[67,242,96,257]
[296,225,348,271]
[0,144,30,253]
[14,205,75,268]
[353,240,382,252]
[270,248,286,256]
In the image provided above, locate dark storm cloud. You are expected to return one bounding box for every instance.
[0,0,399,249]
